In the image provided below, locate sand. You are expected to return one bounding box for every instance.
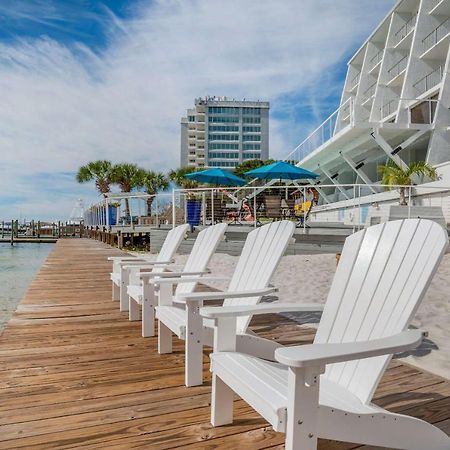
[170,251,450,380]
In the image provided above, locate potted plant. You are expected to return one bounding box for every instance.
[169,167,202,227]
[378,160,439,205]
[108,202,121,226]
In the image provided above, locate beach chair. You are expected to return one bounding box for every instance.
[108,224,189,309]
[263,194,282,220]
[154,220,295,386]
[201,219,450,450]
[295,200,313,227]
[126,223,227,337]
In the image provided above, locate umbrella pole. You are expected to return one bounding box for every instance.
[211,189,214,225]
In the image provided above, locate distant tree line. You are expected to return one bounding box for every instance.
[76,159,275,214]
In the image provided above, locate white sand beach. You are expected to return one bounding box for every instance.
[170,251,450,381]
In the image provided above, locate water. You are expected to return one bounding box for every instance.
[0,243,53,330]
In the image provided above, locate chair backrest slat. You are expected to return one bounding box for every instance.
[315,219,447,404]
[175,223,227,296]
[224,220,295,334]
[153,224,189,274]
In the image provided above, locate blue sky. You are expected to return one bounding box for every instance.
[0,0,395,220]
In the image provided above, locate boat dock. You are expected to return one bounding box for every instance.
[0,239,449,448]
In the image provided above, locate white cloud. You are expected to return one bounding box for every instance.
[0,0,395,219]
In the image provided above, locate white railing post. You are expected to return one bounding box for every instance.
[202,191,206,226]
[358,184,362,230]
[172,189,176,228]
[253,187,257,228]
[105,196,109,228]
[211,189,214,225]
[408,187,412,218]
[303,186,307,234]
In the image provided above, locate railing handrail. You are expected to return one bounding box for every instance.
[387,54,408,79]
[422,16,450,51]
[368,49,383,69]
[413,65,444,94]
[284,97,353,162]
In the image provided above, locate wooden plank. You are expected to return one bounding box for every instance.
[0,238,448,449]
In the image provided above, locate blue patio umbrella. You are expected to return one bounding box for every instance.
[185,168,247,186]
[244,161,319,181]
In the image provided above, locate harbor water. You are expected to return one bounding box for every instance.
[0,243,53,331]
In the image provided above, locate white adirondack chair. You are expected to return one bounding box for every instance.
[126,223,228,338]
[108,224,189,311]
[201,219,450,450]
[154,220,295,387]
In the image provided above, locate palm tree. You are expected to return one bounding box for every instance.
[110,163,143,216]
[76,160,113,197]
[234,159,275,179]
[169,167,199,189]
[378,160,439,205]
[138,171,170,215]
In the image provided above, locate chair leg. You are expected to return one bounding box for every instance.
[158,321,172,354]
[142,298,155,337]
[129,296,140,321]
[119,268,129,312]
[185,302,203,387]
[285,367,320,450]
[211,374,234,426]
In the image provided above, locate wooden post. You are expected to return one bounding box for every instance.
[37,221,41,238]
[58,221,61,238]
[1,221,4,239]
[31,220,35,237]
[10,220,14,246]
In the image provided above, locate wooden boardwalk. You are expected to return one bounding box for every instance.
[0,238,449,449]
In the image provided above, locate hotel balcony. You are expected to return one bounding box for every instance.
[421,16,450,58]
[361,82,377,105]
[413,65,444,96]
[368,49,383,73]
[386,55,408,85]
[391,13,417,48]
[347,73,360,93]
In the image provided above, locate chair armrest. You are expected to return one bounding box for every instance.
[274,329,424,368]
[152,275,230,285]
[121,260,173,269]
[177,286,277,303]
[108,256,138,261]
[200,302,324,318]
[143,270,212,280]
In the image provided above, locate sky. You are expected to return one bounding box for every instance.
[0,0,396,221]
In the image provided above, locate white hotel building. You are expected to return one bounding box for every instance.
[287,0,450,224]
[180,97,269,169]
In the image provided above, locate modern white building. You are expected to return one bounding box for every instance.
[180,96,269,169]
[284,0,450,223]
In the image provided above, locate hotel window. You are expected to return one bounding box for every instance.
[242,107,261,115]
[243,143,260,150]
[208,152,239,159]
[243,152,261,159]
[209,116,240,123]
[188,115,196,122]
[209,161,238,167]
[243,126,261,132]
[242,135,261,141]
[209,143,239,150]
[208,134,239,141]
[243,117,261,124]
[208,125,239,132]
[208,106,239,114]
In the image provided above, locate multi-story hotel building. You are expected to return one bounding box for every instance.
[180,96,269,169]
[280,0,450,223]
